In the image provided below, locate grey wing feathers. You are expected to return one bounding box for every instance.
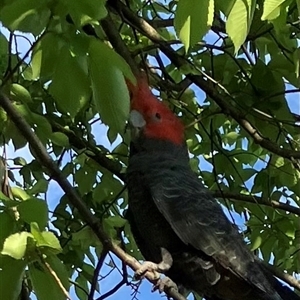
[144,164,280,297]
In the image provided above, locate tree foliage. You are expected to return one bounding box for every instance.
[0,0,299,299]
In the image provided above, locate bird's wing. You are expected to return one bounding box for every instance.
[144,162,272,295]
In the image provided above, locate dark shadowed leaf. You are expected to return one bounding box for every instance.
[0,256,27,300]
[49,46,91,118]
[18,198,48,229]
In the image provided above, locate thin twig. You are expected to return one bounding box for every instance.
[2,30,48,87]
[42,259,72,299]
[262,261,300,291]
[88,250,108,300]
[96,278,126,300]
[213,191,300,216]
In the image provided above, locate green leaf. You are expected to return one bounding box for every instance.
[74,273,89,299]
[1,232,34,259]
[31,33,64,80]
[50,132,69,147]
[39,232,62,253]
[0,211,15,248]
[226,0,256,52]
[223,132,240,145]
[29,178,49,195]
[174,0,214,51]
[72,226,102,250]
[32,113,52,145]
[261,235,277,262]
[13,156,27,166]
[18,198,48,229]
[268,53,300,88]
[29,258,68,300]
[6,121,28,150]
[274,156,284,168]
[261,0,286,21]
[30,223,62,254]
[215,0,235,15]
[49,46,91,118]
[294,48,300,79]
[103,216,127,239]
[30,222,44,243]
[250,229,263,250]
[0,255,27,300]
[0,0,50,35]
[66,0,107,27]
[277,161,299,188]
[105,215,127,228]
[11,186,30,200]
[276,218,295,239]
[9,84,32,104]
[88,40,133,134]
[74,166,97,195]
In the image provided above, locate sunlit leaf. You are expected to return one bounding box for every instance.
[226,0,256,52]
[174,0,214,51]
[262,0,286,20]
[1,232,34,259]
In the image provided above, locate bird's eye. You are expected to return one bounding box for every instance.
[155,112,161,120]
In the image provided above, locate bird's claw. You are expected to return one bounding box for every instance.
[152,276,178,293]
[135,248,173,279]
[135,261,161,279]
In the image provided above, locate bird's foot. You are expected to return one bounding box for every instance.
[152,276,178,293]
[135,248,173,279]
[135,261,167,279]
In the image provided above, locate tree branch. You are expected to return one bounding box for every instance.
[213,191,300,216]
[89,250,108,300]
[100,12,140,77]
[0,92,186,300]
[262,261,300,291]
[50,120,125,182]
[96,277,126,300]
[42,258,71,300]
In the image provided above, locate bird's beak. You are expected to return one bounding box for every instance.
[129,110,146,139]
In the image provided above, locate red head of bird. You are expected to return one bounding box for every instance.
[127,75,185,145]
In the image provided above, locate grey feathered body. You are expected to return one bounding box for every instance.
[127,138,296,300]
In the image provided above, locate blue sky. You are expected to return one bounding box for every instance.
[1,22,300,300]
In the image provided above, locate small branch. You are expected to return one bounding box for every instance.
[2,30,48,87]
[212,191,300,216]
[100,11,140,77]
[4,32,14,78]
[96,278,126,300]
[262,261,300,291]
[69,280,89,296]
[147,19,173,28]
[50,120,125,182]
[88,250,108,300]
[241,44,255,66]
[42,259,72,299]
